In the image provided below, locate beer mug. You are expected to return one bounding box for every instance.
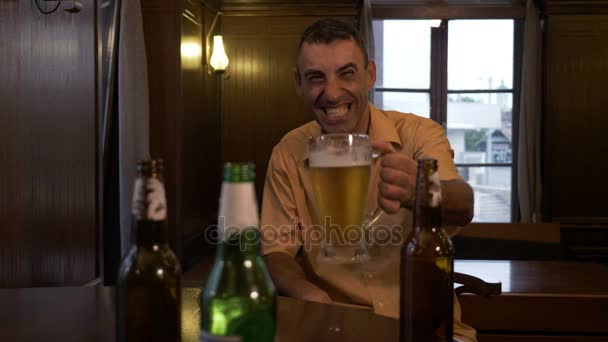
[309,134,383,264]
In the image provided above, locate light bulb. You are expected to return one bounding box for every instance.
[210,35,229,72]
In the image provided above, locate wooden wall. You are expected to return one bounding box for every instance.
[543,1,608,260]
[221,2,358,200]
[180,0,223,265]
[142,0,222,268]
[0,1,98,287]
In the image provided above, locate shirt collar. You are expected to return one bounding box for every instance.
[368,102,402,149]
[299,103,402,162]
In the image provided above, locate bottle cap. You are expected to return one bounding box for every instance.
[136,159,164,177]
[417,158,438,171]
[223,162,256,182]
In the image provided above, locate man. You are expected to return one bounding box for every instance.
[260,18,476,340]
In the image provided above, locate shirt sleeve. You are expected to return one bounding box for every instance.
[260,145,303,257]
[413,118,462,181]
[454,294,478,342]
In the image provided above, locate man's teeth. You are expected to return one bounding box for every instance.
[326,106,348,118]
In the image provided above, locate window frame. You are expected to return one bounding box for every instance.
[372,15,524,222]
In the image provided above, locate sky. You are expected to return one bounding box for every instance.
[376,19,514,90]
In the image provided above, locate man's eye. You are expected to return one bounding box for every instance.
[307,75,323,82]
[341,70,355,77]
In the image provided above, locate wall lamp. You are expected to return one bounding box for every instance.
[206,12,229,75]
[35,0,82,14]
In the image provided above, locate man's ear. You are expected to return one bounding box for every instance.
[367,59,377,87]
[294,68,304,96]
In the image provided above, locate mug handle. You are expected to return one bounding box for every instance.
[362,207,384,231]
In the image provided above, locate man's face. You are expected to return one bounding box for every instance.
[296,39,376,134]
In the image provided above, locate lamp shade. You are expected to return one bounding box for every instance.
[210,35,229,71]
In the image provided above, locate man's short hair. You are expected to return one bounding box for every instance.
[297,18,369,67]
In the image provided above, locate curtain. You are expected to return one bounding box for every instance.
[118,0,150,255]
[359,0,375,101]
[517,0,542,222]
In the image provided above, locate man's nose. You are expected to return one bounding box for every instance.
[323,77,343,102]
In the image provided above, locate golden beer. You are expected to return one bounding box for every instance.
[310,165,370,244]
[309,133,373,263]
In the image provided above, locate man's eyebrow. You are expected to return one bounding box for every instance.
[303,69,323,77]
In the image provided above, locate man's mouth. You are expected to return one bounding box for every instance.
[323,104,351,122]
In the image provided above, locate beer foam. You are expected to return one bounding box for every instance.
[309,149,370,167]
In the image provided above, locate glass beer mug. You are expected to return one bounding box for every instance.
[309,134,383,264]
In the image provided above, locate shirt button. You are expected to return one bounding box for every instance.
[377,301,384,309]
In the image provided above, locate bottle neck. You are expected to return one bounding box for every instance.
[414,205,442,230]
[216,180,260,259]
[135,220,169,247]
[413,161,442,230]
[218,181,259,236]
[216,227,262,260]
[131,174,169,247]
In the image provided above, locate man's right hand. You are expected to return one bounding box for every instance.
[295,281,332,304]
[264,251,332,304]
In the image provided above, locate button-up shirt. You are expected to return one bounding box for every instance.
[261,103,477,341]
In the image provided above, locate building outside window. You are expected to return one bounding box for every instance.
[373,19,521,222]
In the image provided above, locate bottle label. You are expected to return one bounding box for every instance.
[218,182,259,240]
[200,331,243,342]
[132,178,167,221]
[427,171,442,208]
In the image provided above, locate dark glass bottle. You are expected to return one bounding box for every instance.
[117,159,182,342]
[200,163,276,342]
[400,158,454,342]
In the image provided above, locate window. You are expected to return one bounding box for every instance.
[373,19,521,222]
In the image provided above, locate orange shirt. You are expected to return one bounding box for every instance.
[261,103,477,341]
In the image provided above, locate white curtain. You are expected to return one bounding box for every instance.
[517,0,542,223]
[359,0,375,101]
[118,0,150,255]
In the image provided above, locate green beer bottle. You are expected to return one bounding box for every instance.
[117,159,182,342]
[200,163,276,342]
[400,158,454,342]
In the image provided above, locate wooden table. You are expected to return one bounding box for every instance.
[0,260,606,342]
[456,260,608,341]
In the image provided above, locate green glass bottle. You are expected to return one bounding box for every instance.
[117,159,182,342]
[200,163,276,342]
[400,158,454,342]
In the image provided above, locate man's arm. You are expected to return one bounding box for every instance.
[441,178,474,226]
[264,251,332,304]
[261,146,331,304]
[371,140,474,227]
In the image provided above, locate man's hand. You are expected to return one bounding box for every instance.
[371,141,417,214]
[264,252,332,304]
[294,282,333,304]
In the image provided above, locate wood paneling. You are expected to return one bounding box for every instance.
[543,15,608,222]
[546,0,608,14]
[543,14,608,262]
[222,3,358,17]
[221,15,355,200]
[180,2,222,264]
[0,1,97,287]
[142,0,183,259]
[460,223,561,243]
[372,4,525,19]
[142,0,222,268]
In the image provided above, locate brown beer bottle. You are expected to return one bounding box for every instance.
[400,158,454,342]
[116,159,182,342]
